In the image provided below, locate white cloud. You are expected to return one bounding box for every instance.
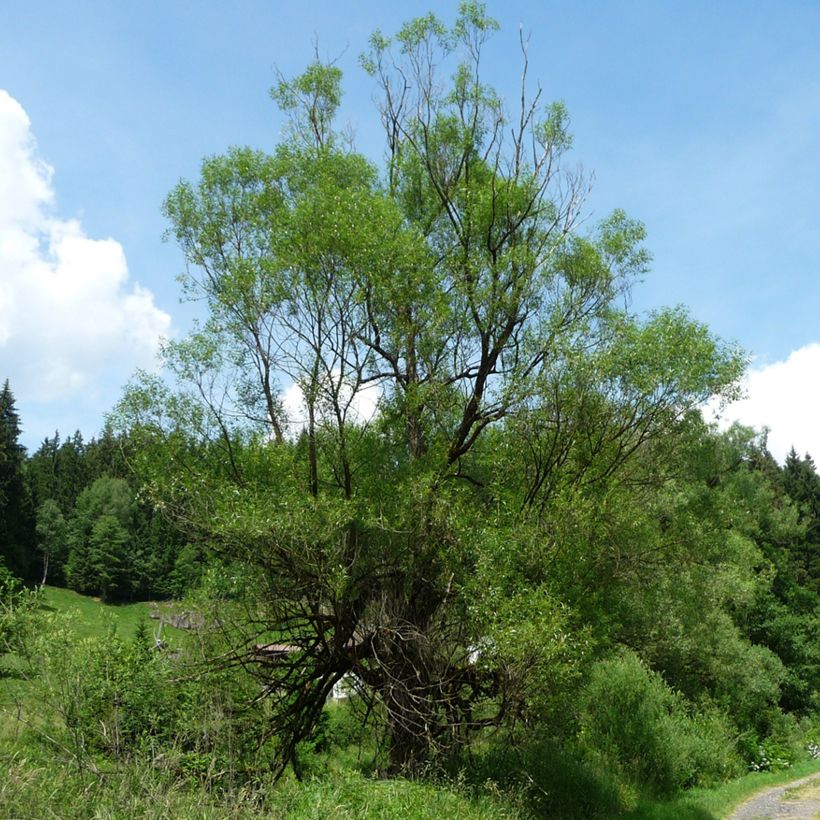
[282,377,380,435]
[713,343,820,463]
[0,90,170,416]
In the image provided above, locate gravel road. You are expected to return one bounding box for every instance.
[726,772,820,820]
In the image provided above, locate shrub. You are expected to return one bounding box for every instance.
[35,618,180,759]
[578,649,741,794]
[738,711,812,770]
[0,563,40,663]
[459,734,626,818]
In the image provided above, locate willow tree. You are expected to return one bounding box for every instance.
[119,3,743,774]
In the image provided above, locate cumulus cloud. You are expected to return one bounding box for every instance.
[713,343,820,463]
[0,90,170,427]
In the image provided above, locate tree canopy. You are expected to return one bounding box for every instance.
[118,3,747,774]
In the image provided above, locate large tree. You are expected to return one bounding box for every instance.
[65,476,135,600]
[26,430,89,515]
[119,4,743,774]
[781,447,820,590]
[0,380,36,579]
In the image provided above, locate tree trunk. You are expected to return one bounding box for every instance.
[386,695,435,776]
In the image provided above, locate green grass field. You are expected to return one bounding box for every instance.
[0,586,185,710]
[39,585,185,643]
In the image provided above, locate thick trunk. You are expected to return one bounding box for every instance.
[407,413,426,460]
[385,691,436,776]
[377,616,443,775]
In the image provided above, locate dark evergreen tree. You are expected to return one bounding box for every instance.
[56,431,89,513]
[84,425,130,482]
[0,381,36,578]
[735,442,820,713]
[781,447,820,591]
[26,425,197,599]
[26,430,89,515]
[26,432,60,510]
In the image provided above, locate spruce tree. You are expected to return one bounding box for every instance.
[0,381,36,579]
[781,447,820,591]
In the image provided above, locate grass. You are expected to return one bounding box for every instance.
[0,757,521,819]
[272,771,520,818]
[619,758,820,819]
[39,586,184,644]
[0,586,185,711]
[3,587,820,819]
[782,776,820,803]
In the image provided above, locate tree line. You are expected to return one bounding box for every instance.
[0,381,196,601]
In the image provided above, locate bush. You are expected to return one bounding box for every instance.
[34,617,180,759]
[0,563,40,663]
[578,649,741,794]
[272,769,519,819]
[738,711,812,771]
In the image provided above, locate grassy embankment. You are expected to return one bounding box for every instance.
[0,587,175,708]
[0,588,515,818]
[623,758,820,819]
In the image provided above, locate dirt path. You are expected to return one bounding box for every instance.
[726,772,820,820]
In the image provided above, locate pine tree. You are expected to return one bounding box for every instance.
[26,430,89,516]
[26,432,60,510]
[781,447,820,591]
[0,380,36,579]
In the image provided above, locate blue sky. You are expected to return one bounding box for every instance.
[2,1,820,459]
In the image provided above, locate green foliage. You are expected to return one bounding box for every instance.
[620,758,820,820]
[89,514,130,602]
[578,650,741,794]
[26,428,122,516]
[112,4,761,778]
[271,61,344,148]
[26,603,263,786]
[3,584,820,819]
[35,498,67,585]
[65,476,134,599]
[5,0,820,802]
[271,769,519,819]
[33,618,177,757]
[168,542,207,596]
[458,735,627,819]
[0,562,40,662]
[26,425,193,601]
[0,380,36,579]
[782,447,820,591]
